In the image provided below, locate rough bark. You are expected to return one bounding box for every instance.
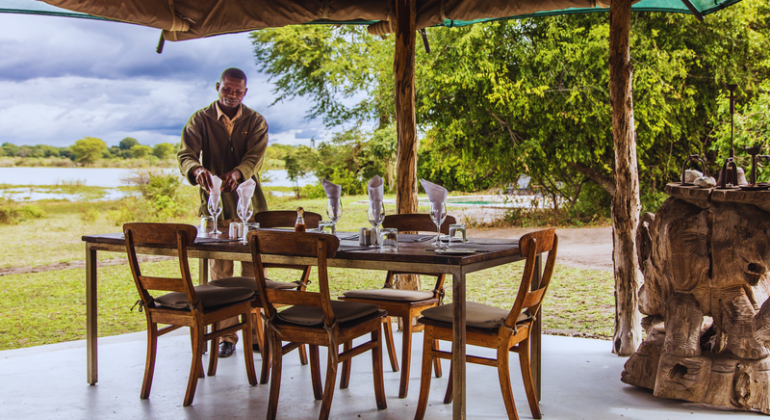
[609,0,642,356]
[393,0,421,296]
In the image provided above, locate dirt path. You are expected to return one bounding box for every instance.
[1,226,614,276]
[469,226,613,271]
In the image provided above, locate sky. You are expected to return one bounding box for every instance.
[0,13,328,148]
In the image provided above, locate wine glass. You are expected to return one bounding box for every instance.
[367,201,386,244]
[429,202,447,249]
[207,197,223,234]
[237,199,254,242]
[326,198,343,235]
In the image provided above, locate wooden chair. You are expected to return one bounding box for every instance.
[207,210,322,380]
[413,229,557,420]
[339,213,456,398]
[123,223,257,407]
[248,230,388,420]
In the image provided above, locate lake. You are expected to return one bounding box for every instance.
[0,168,315,201]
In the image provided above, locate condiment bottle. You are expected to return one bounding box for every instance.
[295,207,306,232]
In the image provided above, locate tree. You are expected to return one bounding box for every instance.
[71,137,107,165]
[119,137,139,150]
[152,143,176,160]
[131,145,153,159]
[2,143,19,157]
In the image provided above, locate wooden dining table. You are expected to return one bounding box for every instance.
[82,230,542,420]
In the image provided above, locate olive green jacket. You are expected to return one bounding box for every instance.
[178,102,269,220]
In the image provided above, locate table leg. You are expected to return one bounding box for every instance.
[451,268,466,420]
[199,258,209,285]
[531,254,542,401]
[86,244,98,385]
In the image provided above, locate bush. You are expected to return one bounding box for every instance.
[300,182,327,199]
[113,170,194,225]
[0,199,44,224]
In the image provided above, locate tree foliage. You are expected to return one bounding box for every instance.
[70,137,107,165]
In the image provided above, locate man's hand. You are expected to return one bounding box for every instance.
[220,170,242,192]
[193,167,214,192]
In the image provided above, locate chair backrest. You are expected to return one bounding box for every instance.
[123,223,199,311]
[248,231,340,326]
[504,229,558,332]
[254,210,322,229]
[382,213,457,235]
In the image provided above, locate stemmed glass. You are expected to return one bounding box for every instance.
[207,197,223,234]
[326,198,343,235]
[367,201,386,244]
[237,199,254,242]
[429,202,447,249]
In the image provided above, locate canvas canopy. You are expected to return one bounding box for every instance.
[22,0,742,41]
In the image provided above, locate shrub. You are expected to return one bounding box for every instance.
[0,199,44,224]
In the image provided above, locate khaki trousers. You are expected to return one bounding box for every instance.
[211,219,259,346]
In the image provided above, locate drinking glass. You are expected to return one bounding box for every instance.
[367,201,386,244]
[207,197,223,234]
[379,228,398,252]
[429,202,447,249]
[326,198,343,235]
[199,216,215,237]
[237,199,254,242]
[317,221,334,234]
[448,224,467,247]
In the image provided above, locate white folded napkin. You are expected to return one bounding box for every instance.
[420,179,448,222]
[237,178,256,212]
[368,175,384,221]
[322,178,342,218]
[209,175,223,209]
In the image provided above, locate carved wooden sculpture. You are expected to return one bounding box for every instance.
[622,184,770,414]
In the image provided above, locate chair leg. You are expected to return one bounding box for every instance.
[518,338,542,419]
[443,360,453,404]
[140,320,158,399]
[259,324,271,385]
[371,324,387,410]
[207,321,219,376]
[267,331,283,420]
[414,325,435,420]
[340,341,353,389]
[184,324,205,407]
[242,311,258,386]
[253,309,265,352]
[318,347,339,420]
[398,314,414,398]
[383,316,399,372]
[299,344,309,366]
[433,339,443,378]
[309,345,323,400]
[497,344,519,420]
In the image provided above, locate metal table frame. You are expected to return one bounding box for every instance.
[83,236,541,420]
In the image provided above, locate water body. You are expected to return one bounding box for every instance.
[0,167,314,201]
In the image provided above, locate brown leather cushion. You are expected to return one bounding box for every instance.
[154,284,253,310]
[277,301,381,326]
[208,276,300,291]
[420,301,529,330]
[343,289,434,302]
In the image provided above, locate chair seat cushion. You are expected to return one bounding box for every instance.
[343,289,435,302]
[155,284,254,310]
[208,276,300,291]
[277,300,381,326]
[421,301,529,330]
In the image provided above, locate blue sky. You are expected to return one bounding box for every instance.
[0,13,328,148]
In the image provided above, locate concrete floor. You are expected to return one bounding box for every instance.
[0,331,755,420]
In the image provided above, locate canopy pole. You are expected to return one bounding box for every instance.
[394,0,418,216]
[609,0,642,356]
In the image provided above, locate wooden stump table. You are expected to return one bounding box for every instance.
[622,183,770,414]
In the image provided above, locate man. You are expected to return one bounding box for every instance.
[178,67,268,357]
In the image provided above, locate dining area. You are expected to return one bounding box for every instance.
[79,176,557,420]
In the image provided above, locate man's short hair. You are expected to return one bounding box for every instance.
[220,68,247,85]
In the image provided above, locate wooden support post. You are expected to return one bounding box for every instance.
[86,244,98,384]
[609,0,642,356]
[394,0,418,216]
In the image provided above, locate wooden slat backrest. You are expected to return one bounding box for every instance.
[382,213,457,234]
[254,210,322,229]
[249,231,340,326]
[123,223,199,310]
[504,229,558,331]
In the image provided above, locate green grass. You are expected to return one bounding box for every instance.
[0,259,613,351]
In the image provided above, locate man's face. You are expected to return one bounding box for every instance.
[216,76,247,110]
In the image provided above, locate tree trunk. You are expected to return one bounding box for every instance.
[609,0,642,356]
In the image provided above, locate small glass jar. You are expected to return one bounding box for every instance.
[448,224,467,247]
[379,228,398,252]
[199,216,215,236]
